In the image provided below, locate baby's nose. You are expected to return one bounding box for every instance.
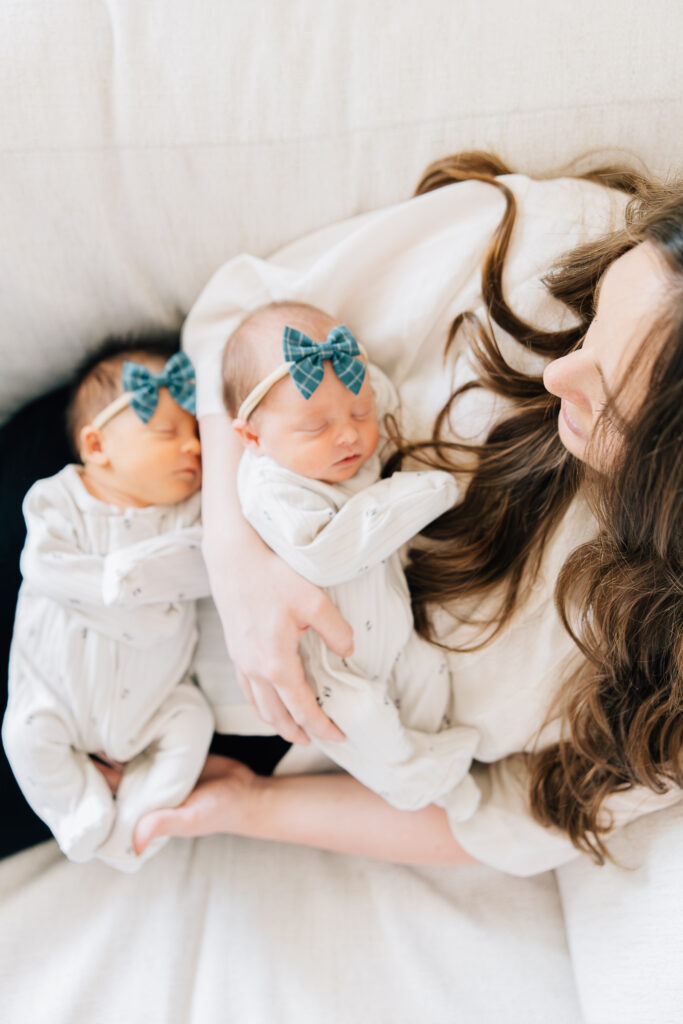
[181,436,202,455]
[338,422,359,445]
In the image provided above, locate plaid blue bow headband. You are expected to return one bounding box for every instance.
[236,324,367,421]
[91,351,196,429]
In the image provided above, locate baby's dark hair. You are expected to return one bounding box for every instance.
[65,330,181,458]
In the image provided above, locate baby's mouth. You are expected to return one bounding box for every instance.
[333,453,361,466]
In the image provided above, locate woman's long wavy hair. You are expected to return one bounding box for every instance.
[388,151,683,862]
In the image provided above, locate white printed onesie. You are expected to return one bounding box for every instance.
[237,367,480,817]
[3,465,214,870]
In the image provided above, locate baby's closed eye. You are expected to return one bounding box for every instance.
[148,423,178,436]
[296,422,328,435]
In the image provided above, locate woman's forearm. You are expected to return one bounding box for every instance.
[196,413,351,742]
[199,412,256,540]
[248,771,478,865]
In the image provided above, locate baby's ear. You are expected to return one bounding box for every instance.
[232,418,261,451]
[79,425,109,466]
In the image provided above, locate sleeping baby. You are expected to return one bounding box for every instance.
[3,339,214,871]
[224,301,480,817]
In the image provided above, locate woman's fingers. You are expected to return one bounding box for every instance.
[301,589,354,659]
[272,669,345,742]
[234,631,346,743]
[236,670,257,707]
[249,676,313,745]
[240,669,345,745]
[235,667,310,744]
[210,543,350,742]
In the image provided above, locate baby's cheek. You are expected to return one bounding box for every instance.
[367,421,380,455]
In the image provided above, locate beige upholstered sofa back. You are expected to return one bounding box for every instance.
[1,0,681,422]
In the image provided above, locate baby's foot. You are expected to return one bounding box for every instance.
[58,794,115,862]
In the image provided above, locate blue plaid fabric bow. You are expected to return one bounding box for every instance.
[121,351,197,422]
[283,324,366,399]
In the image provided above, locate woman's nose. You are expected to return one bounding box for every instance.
[543,352,591,408]
[181,435,202,456]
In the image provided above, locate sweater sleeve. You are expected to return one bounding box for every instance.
[445,755,683,876]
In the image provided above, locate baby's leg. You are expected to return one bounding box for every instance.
[2,700,115,862]
[388,633,453,732]
[311,635,480,813]
[96,680,214,871]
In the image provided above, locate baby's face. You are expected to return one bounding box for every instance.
[253,361,380,483]
[98,387,202,506]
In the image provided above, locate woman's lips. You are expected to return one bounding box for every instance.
[560,399,587,439]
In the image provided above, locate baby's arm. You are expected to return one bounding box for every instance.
[101,525,211,607]
[20,478,117,605]
[241,468,459,587]
[22,479,209,609]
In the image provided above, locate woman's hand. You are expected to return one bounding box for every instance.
[209,536,351,744]
[199,413,351,745]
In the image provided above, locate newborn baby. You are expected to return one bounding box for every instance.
[3,339,214,870]
[223,301,480,818]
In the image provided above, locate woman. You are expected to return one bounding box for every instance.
[136,154,682,875]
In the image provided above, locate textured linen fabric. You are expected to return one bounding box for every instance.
[556,799,683,1024]
[3,466,214,869]
[1,0,682,425]
[0,836,583,1024]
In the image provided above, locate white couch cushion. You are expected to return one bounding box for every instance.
[556,799,683,1024]
[1,0,682,422]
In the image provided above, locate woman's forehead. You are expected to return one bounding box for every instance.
[596,242,671,371]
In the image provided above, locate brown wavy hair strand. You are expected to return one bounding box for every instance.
[393,152,683,860]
